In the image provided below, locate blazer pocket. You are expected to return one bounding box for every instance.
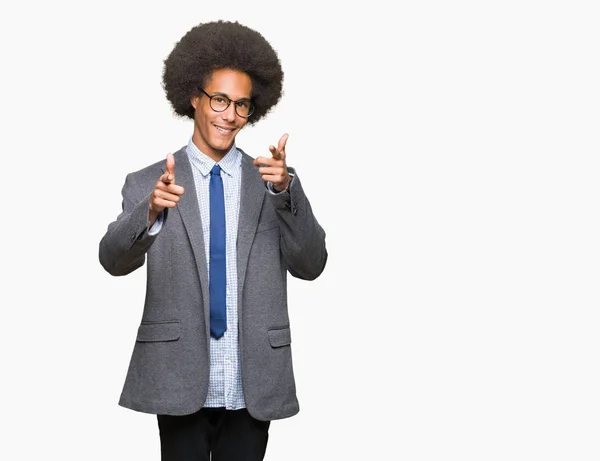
[267,326,291,348]
[136,320,181,342]
[256,219,280,234]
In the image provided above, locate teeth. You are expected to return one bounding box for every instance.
[215,126,233,133]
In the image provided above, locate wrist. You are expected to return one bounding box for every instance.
[273,177,291,193]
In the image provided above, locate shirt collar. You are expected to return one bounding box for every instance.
[185,137,241,177]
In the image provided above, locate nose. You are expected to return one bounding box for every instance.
[221,103,237,122]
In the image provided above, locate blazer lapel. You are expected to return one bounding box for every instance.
[171,148,265,337]
[236,152,266,301]
[173,148,211,339]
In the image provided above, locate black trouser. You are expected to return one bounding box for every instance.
[157,408,270,461]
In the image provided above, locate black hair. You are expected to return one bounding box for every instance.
[162,20,284,125]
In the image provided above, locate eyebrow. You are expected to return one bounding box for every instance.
[208,91,252,101]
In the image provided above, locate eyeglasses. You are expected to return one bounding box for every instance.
[199,88,255,118]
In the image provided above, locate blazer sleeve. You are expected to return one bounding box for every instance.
[266,168,327,281]
[99,172,164,276]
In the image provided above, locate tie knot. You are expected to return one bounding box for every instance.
[210,164,221,176]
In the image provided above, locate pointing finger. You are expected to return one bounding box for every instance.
[253,156,271,167]
[269,145,280,160]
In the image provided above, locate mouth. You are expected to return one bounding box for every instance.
[214,124,236,135]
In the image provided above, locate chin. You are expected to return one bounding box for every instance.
[211,141,233,153]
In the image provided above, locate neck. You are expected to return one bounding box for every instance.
[191,133,231,163]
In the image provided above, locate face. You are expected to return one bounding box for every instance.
[190,68,252,161]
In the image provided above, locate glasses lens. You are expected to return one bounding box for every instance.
[210,95,230,112]
[235,100,254,118]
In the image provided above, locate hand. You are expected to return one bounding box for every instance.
[149,153,185,224]
[253,133,291,192]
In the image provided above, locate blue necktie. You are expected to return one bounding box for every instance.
[209,164,226,338]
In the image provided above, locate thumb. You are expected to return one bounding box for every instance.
[278,133,289,153]
[165,153,175,183]
[276,133,289,160]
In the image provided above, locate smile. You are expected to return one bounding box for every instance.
[215,125,235,134]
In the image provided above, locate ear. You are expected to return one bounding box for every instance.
[191,95,199,110]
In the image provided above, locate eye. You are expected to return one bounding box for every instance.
[236,100,251,109]
[213,96,228,105]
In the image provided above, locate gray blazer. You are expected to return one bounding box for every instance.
[99,147,327,421]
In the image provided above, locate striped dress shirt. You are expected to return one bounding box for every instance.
[186,139,245,410]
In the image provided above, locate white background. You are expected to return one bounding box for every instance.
[1,1,599,460]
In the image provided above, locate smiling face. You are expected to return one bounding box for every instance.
[190,68,252,162]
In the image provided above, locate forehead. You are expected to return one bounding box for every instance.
[205,69,252,98]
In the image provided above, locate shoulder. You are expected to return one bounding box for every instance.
[237,147,254,163]
[127,145,187,181]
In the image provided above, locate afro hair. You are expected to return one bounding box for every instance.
[162,20,284,126]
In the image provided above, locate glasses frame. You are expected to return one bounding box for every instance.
[199,88,255,118]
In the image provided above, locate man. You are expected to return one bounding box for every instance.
[99,20,327,461]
